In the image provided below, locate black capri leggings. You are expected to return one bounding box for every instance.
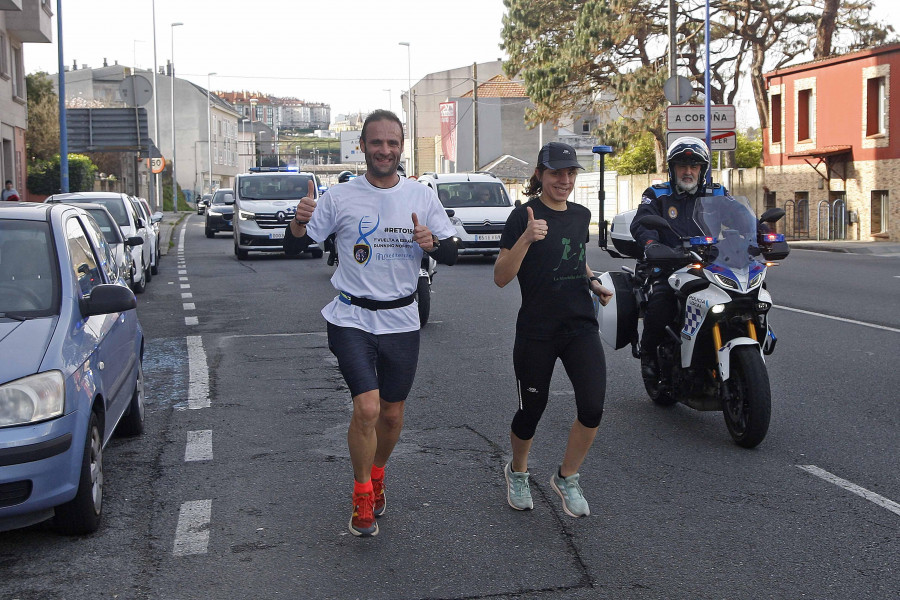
[511,331,606,440]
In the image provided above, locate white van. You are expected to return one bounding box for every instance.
[232,168,322,259]
[417,172,515,256]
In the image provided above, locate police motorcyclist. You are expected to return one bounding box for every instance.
[325,171,356,266]
[630,136,724,381]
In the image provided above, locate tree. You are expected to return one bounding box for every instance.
[606,132,657,174]
[27,154,97,195]
[501,0,893,170]
[25,72,59,162]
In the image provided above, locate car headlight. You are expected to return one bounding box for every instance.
[0,371,65,427]
[207,207,223,215]
[449,216,463,226]
[239,210,256,221]
[713,273,739,290]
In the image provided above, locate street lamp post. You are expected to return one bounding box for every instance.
[151,0,161,211]
[383,88,391,111]
[399,42,414,176]
[239,118,249,172]
[207,72,216,195]
[170,22,183,214]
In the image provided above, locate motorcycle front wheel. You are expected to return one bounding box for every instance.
[722,346,771,448]
[416,275,431,326]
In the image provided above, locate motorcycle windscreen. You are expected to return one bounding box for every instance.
[597,271,638,350]
[693,195,758,271]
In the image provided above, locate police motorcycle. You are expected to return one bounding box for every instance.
[597,195,789,448]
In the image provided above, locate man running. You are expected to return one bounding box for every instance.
[283,109,458,537]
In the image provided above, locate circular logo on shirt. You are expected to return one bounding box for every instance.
[668,206,678,219]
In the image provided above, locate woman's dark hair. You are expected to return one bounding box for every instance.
[361,109,404,143]
[524,165,546,197]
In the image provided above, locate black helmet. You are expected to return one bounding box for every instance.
[337,170,354,184]
[666,136,710,188]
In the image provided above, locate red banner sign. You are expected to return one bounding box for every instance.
[439,101,457,163]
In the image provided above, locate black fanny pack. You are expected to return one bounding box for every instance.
[338,291,416,311]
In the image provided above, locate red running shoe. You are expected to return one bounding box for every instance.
[349,491,379,537]
[372,472,386,517]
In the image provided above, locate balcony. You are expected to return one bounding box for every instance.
[5,0,53,44]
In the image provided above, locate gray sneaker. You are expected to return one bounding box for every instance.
[504,462,534,510]
[550,471,590,517]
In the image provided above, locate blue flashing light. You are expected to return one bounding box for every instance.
[248,166,300,173]
[592,145,613,155]
[690,236,716,245]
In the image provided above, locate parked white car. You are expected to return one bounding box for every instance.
[46,192,152,293]
[417,172,515,256]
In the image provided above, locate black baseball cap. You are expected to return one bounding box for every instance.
[537,142,583,170]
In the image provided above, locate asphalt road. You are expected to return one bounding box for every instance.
[1,216,898,600]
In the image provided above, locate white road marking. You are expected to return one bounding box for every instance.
[798,465,900,518]
[185,430,213,462]
[178,269,187,275]
[185,316,198,326]
[180,284,190,289]
[179,276,189,281]
[775,305,900,334]
[173,500,212,556]
[183,303,196,310]
[181,292,192,299]
[187,335,209,409]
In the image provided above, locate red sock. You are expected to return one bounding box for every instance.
[354,480,373,496]
[371,465,385,479]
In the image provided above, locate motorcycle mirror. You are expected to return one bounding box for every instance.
[636,214,671,231]
[759,207,786,224]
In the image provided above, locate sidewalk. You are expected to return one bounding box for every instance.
[157,211,191,257]
[787,239,900,257]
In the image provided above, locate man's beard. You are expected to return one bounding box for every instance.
[365,152,399,178]
[676,177,698,194]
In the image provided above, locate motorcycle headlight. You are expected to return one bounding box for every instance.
[713,273,739,290]
[749,272,764,289]
[239,210,256,221]
[0,371,65,427]
[711,304,726,314]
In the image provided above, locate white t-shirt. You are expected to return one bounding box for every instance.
[305,175,456,334]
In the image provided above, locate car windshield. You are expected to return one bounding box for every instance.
[58,197,129,227]
[0,220,59,316]
[84,208,123,244]
[212,191,234,205]
[239,175,315,200]
[435,182,511,208]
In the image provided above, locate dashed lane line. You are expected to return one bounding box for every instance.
[173,500,212,556]
[185,430,213,462]
[798,465,900,518]
[186,335,209,409]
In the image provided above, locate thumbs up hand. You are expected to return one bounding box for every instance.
[523,206,548,244]
[293,179,318,224]
[412,212,436,251]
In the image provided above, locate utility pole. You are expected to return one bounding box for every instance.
[472,62,479,171]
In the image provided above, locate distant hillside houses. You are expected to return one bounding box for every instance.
[218,91,330,132]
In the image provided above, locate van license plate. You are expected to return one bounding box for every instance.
[269,231,285,240]
[475,234,501,242]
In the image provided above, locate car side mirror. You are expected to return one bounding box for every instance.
[125,236,143,247]
[81,283,136,317]
[225,197,235,205]
[636,214,671,231]
[136,217,146,228]
[759,207,785,224]
[151,212,163,223]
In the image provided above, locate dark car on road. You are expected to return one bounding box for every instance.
[205,188,234,238]
[197,194,212,215]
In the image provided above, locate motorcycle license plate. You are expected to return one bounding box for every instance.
[269,231,285,240]
[475,233,501,242]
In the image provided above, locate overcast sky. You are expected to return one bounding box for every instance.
[24,0,899,126]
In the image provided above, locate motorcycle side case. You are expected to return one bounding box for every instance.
[762,241,790,261]
[597,271,638,350]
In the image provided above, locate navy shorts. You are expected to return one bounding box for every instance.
[326,322,420,402]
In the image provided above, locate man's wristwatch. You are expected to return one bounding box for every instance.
[426,235,440,252]
[589,276,601,284]
[293,216,308,226]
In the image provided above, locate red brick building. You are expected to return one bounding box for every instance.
[763,43,899,242]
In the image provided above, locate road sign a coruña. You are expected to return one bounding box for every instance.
[666,104,736,151]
